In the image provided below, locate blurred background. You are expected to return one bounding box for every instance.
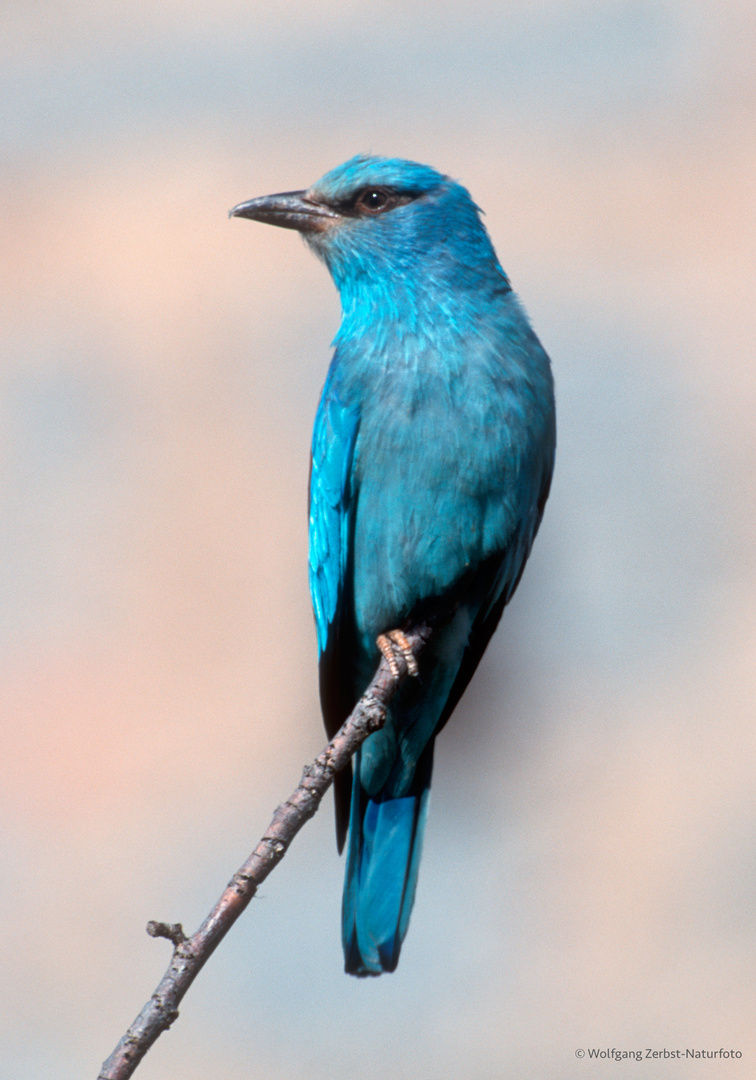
[2,1,755,1077]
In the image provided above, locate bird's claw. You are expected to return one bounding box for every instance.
[376,629,420,678]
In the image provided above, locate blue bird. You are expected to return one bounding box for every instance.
[231,155,555,976]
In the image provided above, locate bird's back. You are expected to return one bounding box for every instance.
[332,283,554,651]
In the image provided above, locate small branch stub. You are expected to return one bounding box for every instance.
[146,922,187,947]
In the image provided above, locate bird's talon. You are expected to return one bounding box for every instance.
[376,630,419,678]
[388,629,420,676]
[376,633,400,677]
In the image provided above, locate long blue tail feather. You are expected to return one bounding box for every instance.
[342,747,432,975]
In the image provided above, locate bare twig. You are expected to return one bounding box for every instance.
[97,623,433,1080]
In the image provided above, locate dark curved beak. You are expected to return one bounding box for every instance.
[229,190,340,233]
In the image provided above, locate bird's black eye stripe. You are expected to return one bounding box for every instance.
[340,187,416,217]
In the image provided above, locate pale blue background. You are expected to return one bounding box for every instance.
[2,2,755,1077]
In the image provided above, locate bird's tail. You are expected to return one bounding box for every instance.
[341,745,433,976]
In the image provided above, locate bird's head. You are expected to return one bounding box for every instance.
[231,155,505,315]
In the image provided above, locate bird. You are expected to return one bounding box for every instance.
[231,155,555,976]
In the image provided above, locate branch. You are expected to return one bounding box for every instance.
[97,622,433,1080]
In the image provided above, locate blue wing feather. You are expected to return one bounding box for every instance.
[309,365,361,851]
[309,368,360,656]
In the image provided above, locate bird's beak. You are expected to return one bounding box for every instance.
[229,190,340,233]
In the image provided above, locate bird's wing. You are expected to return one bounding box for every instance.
[435,451,554,737]
[309,376,360,850]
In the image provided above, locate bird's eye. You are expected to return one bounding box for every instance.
[356,188,391,214]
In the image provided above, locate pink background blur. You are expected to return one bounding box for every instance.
[2,1,755,1077]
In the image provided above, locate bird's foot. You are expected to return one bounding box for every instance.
[376,629,420,678]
